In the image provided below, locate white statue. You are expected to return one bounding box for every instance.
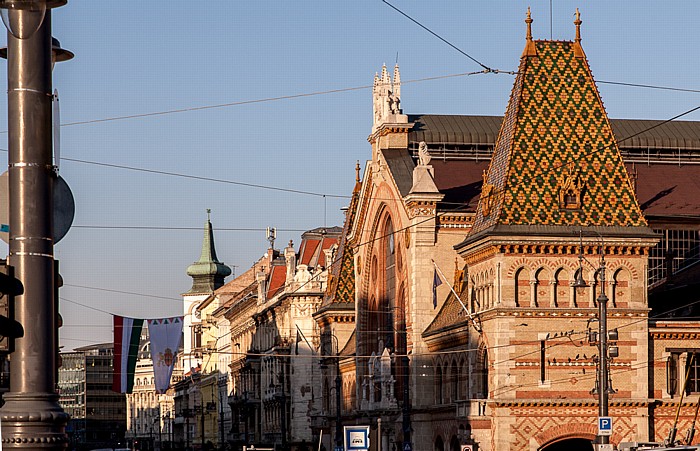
[418,141,431,166]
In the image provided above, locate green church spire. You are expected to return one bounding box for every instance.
[185,209,231,294]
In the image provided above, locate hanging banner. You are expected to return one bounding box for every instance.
[113,315,144,393]
[148,317,183,393]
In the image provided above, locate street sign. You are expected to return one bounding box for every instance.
[403,443,412,451]
[344,425,370,451]
[598,416,613,436]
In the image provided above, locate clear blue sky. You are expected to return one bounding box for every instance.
[0,1,698,350]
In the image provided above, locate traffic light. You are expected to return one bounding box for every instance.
[0,260,24,353]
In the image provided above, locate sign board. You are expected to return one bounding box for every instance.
[460,446,474,451]
[403,443,412,451]
[598,416,613,436]
[344,425,370,451]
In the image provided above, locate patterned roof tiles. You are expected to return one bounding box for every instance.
[321,179,361,308]
[470,40,646,235]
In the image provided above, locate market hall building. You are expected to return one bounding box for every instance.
[317,10,700,451]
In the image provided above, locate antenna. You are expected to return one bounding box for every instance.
[266,227,276,249]
[52,89,60,173]
[550,0,553,39]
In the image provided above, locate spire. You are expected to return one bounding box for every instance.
[522,7,538,57]
[355,160,361,184]
[185,209,232,294]
[393,64,401,98]
[573,8,585,58]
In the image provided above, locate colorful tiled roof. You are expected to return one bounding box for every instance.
[321,167,362,308]
[470,21,646,236]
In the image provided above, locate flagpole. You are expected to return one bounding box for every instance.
[431,260,482,333]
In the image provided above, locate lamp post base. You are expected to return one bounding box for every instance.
[1,392,69,450]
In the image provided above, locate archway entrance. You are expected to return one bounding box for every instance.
[540,438,594,451]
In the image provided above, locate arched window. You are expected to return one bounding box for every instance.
[475,344,489,399]
[381,217,396,350]
[613,268,630,308]
[554,268,569,307]
[460,359,469,400]
[514,267,530,307]
[450,361,459,402]
[434,436,445,451]
[436,365,443,404]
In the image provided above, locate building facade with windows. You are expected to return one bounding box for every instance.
[318,10,700,451]
[58,343,127,451]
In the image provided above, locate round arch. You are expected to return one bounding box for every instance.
[539,437,594,451]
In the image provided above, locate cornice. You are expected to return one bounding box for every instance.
[496,400,648,408]
[479,307,648,321]
[367,122,414,144]
[437,213,474,229]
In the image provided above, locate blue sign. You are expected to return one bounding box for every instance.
[403,443,412,451]
[598,416,612,436]
[344,425,370,451]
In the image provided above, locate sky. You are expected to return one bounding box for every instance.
[0,1,699,351]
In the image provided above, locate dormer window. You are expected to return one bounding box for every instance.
[558,164,585,210]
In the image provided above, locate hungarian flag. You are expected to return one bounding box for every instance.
[148,317,183,394]
[433,268,443,309]
[112,315,144,393]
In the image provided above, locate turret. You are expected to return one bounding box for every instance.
[185,209,231,294]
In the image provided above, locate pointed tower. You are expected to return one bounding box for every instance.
[182,210,231,371]
[452,11,658,448]
[186,209,232,294]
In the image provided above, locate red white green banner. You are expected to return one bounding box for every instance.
[148,317,183,394]
[112,315,144,393]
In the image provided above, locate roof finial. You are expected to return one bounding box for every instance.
[573,8,585,58]
[355,160,361,183]
[206,208,211,222]
[522,7,537,57]
[574,8,582,43]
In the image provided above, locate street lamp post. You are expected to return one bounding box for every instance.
[401,355,411,451]
[573,231,616,448]
[0,1,71,448]
[324,333,343,451]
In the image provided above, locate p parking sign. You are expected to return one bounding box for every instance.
[598,416,612,436]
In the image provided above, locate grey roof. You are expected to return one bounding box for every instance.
[408,115,700,150]
[382,147,416,197]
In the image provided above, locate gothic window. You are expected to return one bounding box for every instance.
[382,217,396,350]
[435,365,443,404]
[475,344,488,399]
[461,359,469,400]
[450,361,459,403]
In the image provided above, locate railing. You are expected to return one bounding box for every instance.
[409,143,700,165]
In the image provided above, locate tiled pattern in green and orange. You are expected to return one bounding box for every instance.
[471,40,646,234]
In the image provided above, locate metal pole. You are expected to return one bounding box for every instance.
[597,252,609,446]
[201,402,205,450]
[334,372,342,450]
[401,355,411,450]
[2,9,68,450]
[280,366,287,451]
[219,378,226,450]
[333,334,342,451]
